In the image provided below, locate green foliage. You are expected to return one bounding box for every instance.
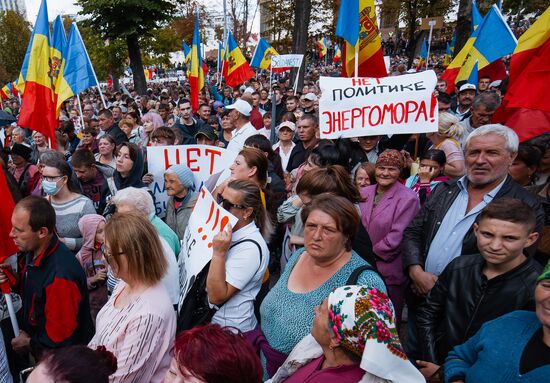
[501,0,548,18]
[0,11,31,83]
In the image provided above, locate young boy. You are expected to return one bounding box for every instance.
[415,198,542,377]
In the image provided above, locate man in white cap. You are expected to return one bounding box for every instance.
[226,99,257,153]
[452,83,476,121]
[301,92,317,116]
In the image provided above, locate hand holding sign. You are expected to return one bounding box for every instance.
[212,224,233,257]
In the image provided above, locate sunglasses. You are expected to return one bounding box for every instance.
[221,198,245,211]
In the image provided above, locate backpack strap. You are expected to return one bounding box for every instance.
[106,176,117,197]
[229,238,263,272]
[346,264,386,290]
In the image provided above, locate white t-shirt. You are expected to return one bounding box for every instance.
[273,141,296,173]
[211,221,269,332]
[227,122,258,153]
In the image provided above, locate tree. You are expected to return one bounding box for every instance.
[292,0,312,90]
[0,11,31,84]
[77,0,180,95]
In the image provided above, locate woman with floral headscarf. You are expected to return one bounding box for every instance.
[269,285,424,383]
[359,150,420,322]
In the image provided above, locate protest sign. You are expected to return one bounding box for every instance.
[177,186,238,311]
[271,54,304,69]
[147,145,238,216]
[319,70,438,139]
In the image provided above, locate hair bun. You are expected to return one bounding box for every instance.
[94,346,118,376]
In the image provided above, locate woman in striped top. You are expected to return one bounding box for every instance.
[89,213,176,383]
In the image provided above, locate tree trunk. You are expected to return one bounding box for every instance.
[405,0,418,68]
[126,34,147,95]
[455,0,471,57]
[291,0,311,92]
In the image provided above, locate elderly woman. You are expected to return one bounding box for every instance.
[89,213,176,383]
[269,285,424,383]
[164,164,198,241]
[164,324,262,383]
[426,112,465,178]
[258,194,386,377]
[444,261,550,382]
[94,135,117,169]
[110,187,179,306]
[359,150,420,321]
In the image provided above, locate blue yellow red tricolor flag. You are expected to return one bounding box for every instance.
[56,23,99,113]
[182,41,191,65]
[317,37,327,59]
[189,13,205,111]
[337,0,387,78]
[417,38,427,71]
[250,38,278,70]
[472,0,483,32]
[0,82,18,101]
[17,0,56,146]
[333,44,341,63]
[51,15,67,117]
[440,5,512,94]
[444,42,452,67]
[222,31,255,88]
[217,41,225,73]
[494,6,550,142]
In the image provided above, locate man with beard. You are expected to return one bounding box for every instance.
[452,83,476,121]
[460,92,501,145]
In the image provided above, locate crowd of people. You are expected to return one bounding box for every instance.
[0,53,549,383]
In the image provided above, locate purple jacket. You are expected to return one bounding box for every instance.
[359,182,420,286]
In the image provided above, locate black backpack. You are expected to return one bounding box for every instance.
[177,239,263,332]
[346,264,387,289]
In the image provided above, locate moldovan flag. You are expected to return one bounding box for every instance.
[417,38,427,71]
[182,41,191,65]
[337,0,387,78]
[56,23,99,113]
[439,5,511,94]
[494,6,550,142]
[222,31,255,88]
[51,15,68,117]
[17,0,56,145]
[189,13,205,111]
[317,37,327,59]
[250,38,278,70]
[217,41,225,72]
[333,44,341,63]
[443,42,452,67]
[0,83,15,101]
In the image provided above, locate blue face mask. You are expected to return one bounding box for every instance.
[42,179,62,196]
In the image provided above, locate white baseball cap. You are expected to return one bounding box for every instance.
[277,121,296,132]
[459,83,477,92]
[303,92,317,101]
[226,99,252,117]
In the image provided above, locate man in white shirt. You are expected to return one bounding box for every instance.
[226,99,258,153]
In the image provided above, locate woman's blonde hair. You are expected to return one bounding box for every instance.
[105,212,167,285]
[438,112,464,139]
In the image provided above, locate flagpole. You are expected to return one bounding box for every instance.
[73,22,107,109]
[293,61,302,94]
[76,94,85,132]
[4,293,19,336]
[354,43,359,78]
[426,20,436,71]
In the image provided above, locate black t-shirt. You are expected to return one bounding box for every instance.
[519,328,550,374]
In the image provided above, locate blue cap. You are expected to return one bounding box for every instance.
[165,164,196,191]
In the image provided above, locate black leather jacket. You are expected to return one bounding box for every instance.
[402,176,544,270]
[416,253,542,364]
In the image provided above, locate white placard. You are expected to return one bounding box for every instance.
[319,71,439,139]
[177,186,238,311]
[147,145,238,216]
[271,54,304,69]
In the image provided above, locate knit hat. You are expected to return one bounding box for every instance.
[165,164,196,191]
[375,149,404,169]
[537,260,550,283]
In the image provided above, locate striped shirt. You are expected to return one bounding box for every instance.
[89,281,176,383]
[50,195,96,252]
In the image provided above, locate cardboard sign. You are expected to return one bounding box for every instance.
[319,71,439,139]
[147,145,238,216]
[271,54,304,69]
[177,186,238,311]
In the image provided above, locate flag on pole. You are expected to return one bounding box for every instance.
[0,170,18,295]
[455,5,516,88]
[317,37,328,58]
[333,44,341,63]
[189,13,205,111]
[450,32,456,55]
[55,23,99,113]
[17,0,56,146]
[472,0,483,32]
[335,0,360,46]
[444,42,452,67]
[494,6,550,142]
[222,31,255,88]
[217,41,226,72]
[340,0,387,78]
[51,15,68,117]
[467,60,479,86]
[250,38,278,69]
[0,82,17,101]
[182,41,191,65]
[417,38,427,70]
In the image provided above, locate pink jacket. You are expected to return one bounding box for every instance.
[76,214,105,289]
[359,182,420,286]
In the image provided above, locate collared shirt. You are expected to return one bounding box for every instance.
[273,141,296,172]
[424,176,507,275]
[227,122,257,153]
[453,106,470,120]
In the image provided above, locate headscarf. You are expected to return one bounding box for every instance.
[375,149,403,169]
[328,285,424,383]
[537,260,550,282]
[165,164,196,192]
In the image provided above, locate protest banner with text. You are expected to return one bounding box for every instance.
[177,186,238,310]
[319,70,438,139]
[147,145,238,216]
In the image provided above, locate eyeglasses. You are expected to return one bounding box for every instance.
[41,175,63,182]
[221,198,245,211]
